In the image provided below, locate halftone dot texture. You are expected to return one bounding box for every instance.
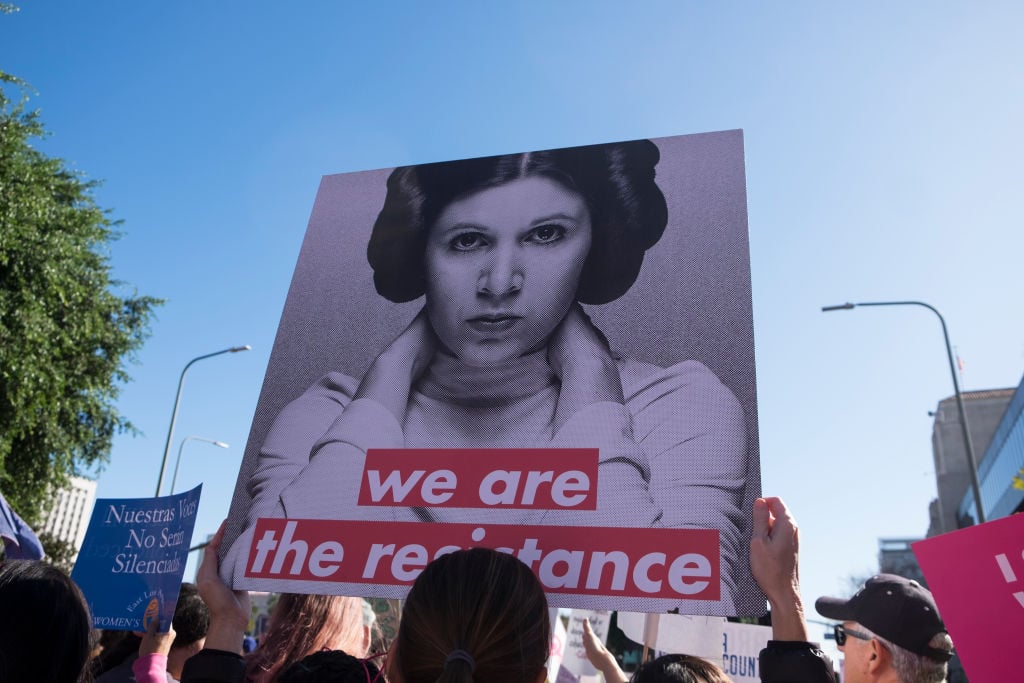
[223,131,761,616]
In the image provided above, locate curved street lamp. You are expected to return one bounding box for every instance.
[171,435,229,495]
[822,301,985,524]
[155,345,251,496]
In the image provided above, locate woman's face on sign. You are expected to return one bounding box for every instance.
[424,176,593,367]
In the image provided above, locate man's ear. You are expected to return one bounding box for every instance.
[535,669,548,683]
[867,639,890,675]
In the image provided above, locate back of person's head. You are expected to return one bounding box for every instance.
[816,573,953,683]
[245,593,368,683]
[389,547,550,683]
[816,573,953,675]
[857,624,953,683]
[631,654,732,683]
[0,560,93,683]
[90,630,140,677]
[278,650,382,683]
[172,582,210,649]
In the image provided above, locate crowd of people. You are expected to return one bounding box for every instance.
[0,498,956,683]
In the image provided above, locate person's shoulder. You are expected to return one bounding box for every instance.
[298,371,360,403]
[273,371,360,416]
[618,358,744,436]
[263,372,361,443]
[180,648,247,683]
[618,358,735,400]
[759,641,837,683]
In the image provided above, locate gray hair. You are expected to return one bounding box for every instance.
[861,624,953,683]
[360,598,377,627]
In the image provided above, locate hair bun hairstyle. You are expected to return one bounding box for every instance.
[367,139,668,305]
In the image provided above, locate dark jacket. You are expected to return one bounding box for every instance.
[759,640,836,683]
[180,650,245,683]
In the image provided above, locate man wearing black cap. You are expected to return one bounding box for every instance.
[815,574,954,683]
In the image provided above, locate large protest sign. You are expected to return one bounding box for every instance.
[221,131,761,615]
[72,486,201,631]
[913,513,1024,682]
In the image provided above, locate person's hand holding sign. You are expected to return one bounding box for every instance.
[749,496,808,642]
[198,521,252,654]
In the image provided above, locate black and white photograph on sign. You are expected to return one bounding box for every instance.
[221,130,762,615]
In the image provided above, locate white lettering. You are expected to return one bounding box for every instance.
[479,470,521,505]
[421,470,457,504]
[363,543,395,579]
[633,552,666,593]
[551,471,589,507]
[521,471,554,505]
[668,553,712,595]
[392,544,428,581]
[539,549,583,588]
[309,541,344,577]
[269,521,308,575]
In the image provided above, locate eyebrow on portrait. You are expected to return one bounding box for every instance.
[435,222,488,237]
[434,212,582,237]
[529,212,583,226]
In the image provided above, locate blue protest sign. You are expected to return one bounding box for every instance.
[71,485,201,631]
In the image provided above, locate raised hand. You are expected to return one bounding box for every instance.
[581,618,628,683]
[750,497,808,642]
[198,521,252,653]
[138,617,176,658]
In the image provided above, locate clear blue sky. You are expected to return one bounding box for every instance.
[4,0,1023,644]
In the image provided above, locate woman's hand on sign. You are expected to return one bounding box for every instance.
[138,617,176,658]
[197,520,252,654]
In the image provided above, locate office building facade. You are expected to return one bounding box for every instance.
[957,373,1024,525]
[41,475,97,554]
[927,388,1014,536]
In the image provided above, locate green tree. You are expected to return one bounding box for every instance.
[36,531,78,574]
[0,70,162,527]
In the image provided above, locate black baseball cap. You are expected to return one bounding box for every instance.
[815,573,953,662]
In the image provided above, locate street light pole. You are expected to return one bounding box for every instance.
[171,435,229,495]
[155,345,251,496]
[822,301,985,524]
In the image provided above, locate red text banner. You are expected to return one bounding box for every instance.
[245,518,720,601]
[358,448,599,510]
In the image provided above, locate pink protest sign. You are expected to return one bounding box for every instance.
[913,514,1024,682]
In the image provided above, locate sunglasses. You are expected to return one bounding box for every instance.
[833,624,872,646]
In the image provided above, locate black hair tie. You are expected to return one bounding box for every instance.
[444,649,476,673]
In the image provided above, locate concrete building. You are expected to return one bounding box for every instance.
[41,475,97,554]
[927,388,1014,536]
[877,537,926,585]
[957,373,1024,524]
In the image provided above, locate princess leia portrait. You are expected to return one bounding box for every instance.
[223,134,758,612]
